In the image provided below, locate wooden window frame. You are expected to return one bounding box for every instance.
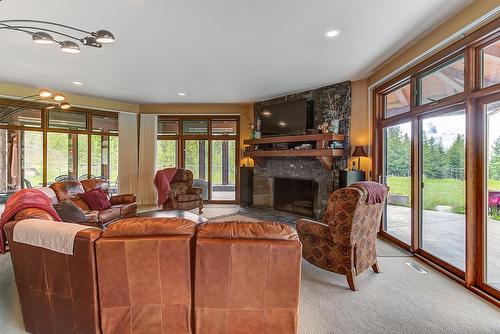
[0,99,118,187]
[373,18,500,305]
[157,115,241,204]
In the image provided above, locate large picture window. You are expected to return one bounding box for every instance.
[374,24,500,302]
[0,105,119,205]
[156,116,240,203]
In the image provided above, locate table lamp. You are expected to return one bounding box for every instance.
[352,146,367,171]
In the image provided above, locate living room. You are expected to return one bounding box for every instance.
[0,1,499,333]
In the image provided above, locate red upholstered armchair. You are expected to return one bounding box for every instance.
[162,169,204,214]
[297,184,388,291]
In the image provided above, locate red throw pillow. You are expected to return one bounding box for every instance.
[81,188,111,211]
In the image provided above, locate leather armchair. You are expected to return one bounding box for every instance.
[162,169,203,214]
[297,185,388,291]
[195,221,302,334]
[50,179,137,227]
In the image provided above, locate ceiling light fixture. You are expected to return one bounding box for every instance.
[72,81,83,86]
[32,31,55,45]
[38,88,53,98]
[59,102,71,110]
[325,30,340,38]
[60,40,80,54]
[0,19,115,54]
[177,92,187,96]
[0,88,72,123]
[53,93,66,101]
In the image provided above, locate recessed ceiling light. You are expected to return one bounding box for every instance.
[177,92,187,96]
[326,30,340,38]
[72,81,83,86]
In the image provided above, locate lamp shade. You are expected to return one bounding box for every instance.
[352,145,367,157]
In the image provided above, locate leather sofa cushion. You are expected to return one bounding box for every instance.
[112,203,137,217]
[71,197,91,210]
[81,179,110,196]
[98,208,121,224]
[14,208,55,221]
[50,181,85,201]
[197,221,299,241]
[102,218,196,238]
[177,194,200,202]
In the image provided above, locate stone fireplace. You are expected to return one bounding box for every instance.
[274,178,317,217]
[251,81,351,219]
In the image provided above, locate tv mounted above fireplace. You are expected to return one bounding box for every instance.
[260,99,314,137]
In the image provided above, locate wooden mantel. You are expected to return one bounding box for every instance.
[243,133,344,170]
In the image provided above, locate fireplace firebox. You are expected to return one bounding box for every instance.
[273,178,317,217]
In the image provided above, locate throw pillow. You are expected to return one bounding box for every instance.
[53,200,88,224]
[81,188,112,211]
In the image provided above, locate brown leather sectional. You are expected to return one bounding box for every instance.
[5,212,302,334]
[49,179,137,226]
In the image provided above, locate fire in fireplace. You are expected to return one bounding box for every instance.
[273,178,317,217]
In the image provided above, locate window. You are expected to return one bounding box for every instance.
[48,110,87,130]
[109,136,119,193]
[481,39,500,88]
[0,108,41,127]
[93,115,118,133]
[417,56,464,105]
[183,120,208,135]
[158,120,179,135]
[47,133,75,183]
[157,140,177,170]
[384,84,411,118]
[212,120,237,135]
[156,117,239,202]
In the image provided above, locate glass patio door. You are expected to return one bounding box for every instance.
[183,140,209,200]
[484,99,500,292]
[420,110,466,271]
[382,122,412,245]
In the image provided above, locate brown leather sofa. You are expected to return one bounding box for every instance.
[50,179,137,227]
[5,215,302,334]
[297,184,388,291]
[95,218,196,334]
[4,209,102,334]
[162,169,204,214]
[195,221,302,334]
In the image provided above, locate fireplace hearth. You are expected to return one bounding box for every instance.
[273,178,317,217]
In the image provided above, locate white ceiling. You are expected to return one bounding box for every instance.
[0,0,473,104]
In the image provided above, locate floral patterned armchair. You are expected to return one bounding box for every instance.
[297,184,388,291]
[162,169,204,214]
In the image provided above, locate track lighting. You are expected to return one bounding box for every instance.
[0,19,115,54]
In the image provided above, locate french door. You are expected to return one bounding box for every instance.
[419,110,466,274]
[382,122,413,246]
[157,116,240,203]
[479,95,500,299]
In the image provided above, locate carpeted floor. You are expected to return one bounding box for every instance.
[1,214,499,333]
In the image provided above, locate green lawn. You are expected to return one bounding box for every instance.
[387,176,500,215]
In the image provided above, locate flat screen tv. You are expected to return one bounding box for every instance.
[260,99,312,137]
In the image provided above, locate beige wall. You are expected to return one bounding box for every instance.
[350,79,371,177]
[368,0,500,87]
[140,103,254,166]
[0,81,140,113]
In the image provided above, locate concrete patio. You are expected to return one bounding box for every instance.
[387,205,500,289]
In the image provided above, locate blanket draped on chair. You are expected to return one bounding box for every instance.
[0,188,62,253]
[154,167,179,206]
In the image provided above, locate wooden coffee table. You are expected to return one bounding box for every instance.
[137,209,208,224]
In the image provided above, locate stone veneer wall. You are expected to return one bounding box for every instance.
[252,81,352,218]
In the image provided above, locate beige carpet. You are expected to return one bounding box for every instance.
[1,222,499,333]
